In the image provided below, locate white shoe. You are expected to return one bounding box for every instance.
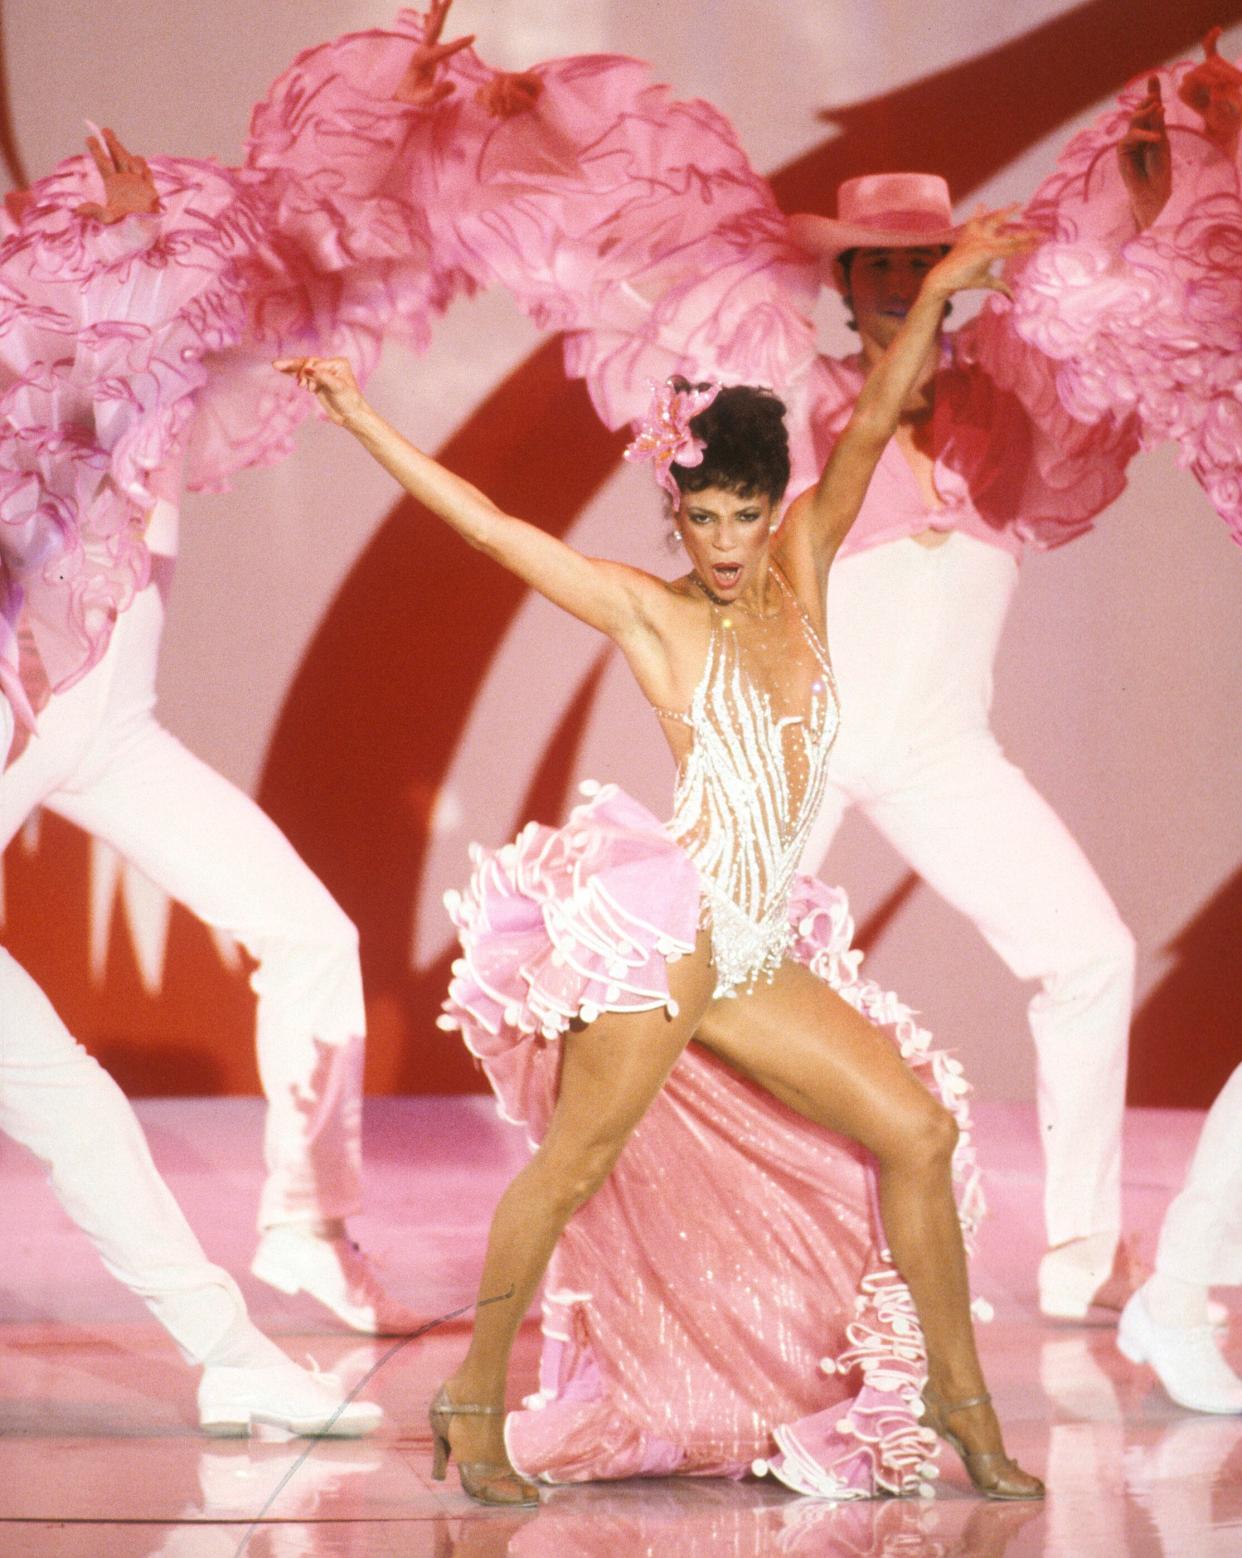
[1038,1236,1148,1321]
[1117,1291,1242,1414]
[252,1225,421,1335]
[198,1356,384,1438]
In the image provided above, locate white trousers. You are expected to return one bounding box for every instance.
[0,567,365,1230]
[1155,1065,1242,1289]
[1,701,249,1361]
[804,534,1134,1248]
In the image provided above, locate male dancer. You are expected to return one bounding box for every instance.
[0,503,382,1437]
[0,17,477,1337]
[788,150,1163,1319]
[1117,1064,1242,1411]
[780,62,1236,1319]
[1,480,417,1336]
[769,60,1227,1321]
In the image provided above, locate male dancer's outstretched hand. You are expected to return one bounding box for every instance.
[1119,76,1171,231]
[393,0,474,107]
[76,128,160,224]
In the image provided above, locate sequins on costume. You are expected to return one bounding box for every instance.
[654,566,839,995]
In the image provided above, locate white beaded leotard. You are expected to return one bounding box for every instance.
[654,566,840,996]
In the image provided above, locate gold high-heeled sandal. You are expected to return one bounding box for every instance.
[919,1387,1045,1501]
[428,1385,540,1507]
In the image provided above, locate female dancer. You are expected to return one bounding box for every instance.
[278,208,1042,1505]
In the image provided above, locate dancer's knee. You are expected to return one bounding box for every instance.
[914,1100,960,1168]
[241,867,359,967]
[1086,913,1136,983]
[552,1141,624,1217]
[1040,912,1136,1007]
[0,1044,134,1163]
[877,1095,959,1174]
[530,1133,627,1221]
[296,896,360,965]
[246,896,362,1023]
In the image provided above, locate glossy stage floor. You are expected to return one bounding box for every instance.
[1,1096,1238,1557]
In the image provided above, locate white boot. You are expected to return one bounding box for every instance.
[1117,1289,1242,1414]
[197,1321,383,1437]
[252,1223,420,1335]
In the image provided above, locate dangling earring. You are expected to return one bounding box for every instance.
[673,527,683,543]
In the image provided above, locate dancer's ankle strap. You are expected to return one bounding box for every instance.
[943,1392,992,1414]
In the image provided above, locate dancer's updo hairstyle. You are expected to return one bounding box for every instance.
[669,381,791,505]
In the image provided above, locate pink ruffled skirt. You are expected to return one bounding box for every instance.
[439,782,983,1498]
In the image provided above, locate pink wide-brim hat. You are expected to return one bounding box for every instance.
[790,173,961,290]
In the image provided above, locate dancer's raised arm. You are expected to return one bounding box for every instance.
[274,356,660,643]
[784,209,1035,576]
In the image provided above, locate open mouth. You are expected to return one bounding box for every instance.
[710,563,743,590]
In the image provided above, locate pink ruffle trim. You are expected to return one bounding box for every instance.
[241,8,477,345]
[0,13,467,713]
[416,39,1136,538]
[437,781,700,1128]
[1012,57,1242,543]
[0,154,263,699]
[376,44,822,467]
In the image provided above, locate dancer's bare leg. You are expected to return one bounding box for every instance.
[695,959,1010,1464]
[445,933,717,1471]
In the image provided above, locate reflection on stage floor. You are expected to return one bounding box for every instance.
[1,1098,1238,1556]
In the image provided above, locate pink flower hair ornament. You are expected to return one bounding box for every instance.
[623,377,722,499]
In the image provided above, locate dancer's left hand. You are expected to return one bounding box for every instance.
[924,207,1039,303]
[76,128,160,224]
[275,356,366,427]
[393,0,474,107]
[1179,27,1242,161]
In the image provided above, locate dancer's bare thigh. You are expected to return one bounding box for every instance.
[540,932,718,1174]
[695,960,944,1161]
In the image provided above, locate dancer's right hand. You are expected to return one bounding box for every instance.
[274,356,366,427]
[922,206,1038,302]
[76,128,159,224]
